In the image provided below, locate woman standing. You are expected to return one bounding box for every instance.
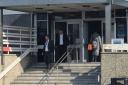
[91,32,101,62]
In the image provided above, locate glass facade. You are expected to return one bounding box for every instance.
[84,9,128,43]
[115,9,126,17]
[53,12,82,19]
[36,13,49,62]
[85,11,105,18]
[116,18,127,42]
[68,24,80,44]
[37,13,48,45]
[35,9,128,62]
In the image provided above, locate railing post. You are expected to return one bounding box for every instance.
[57,66,59,82]
[76,48,78,63]
[20,28,22,54]
[0,8,4,67]
[30,13,32,48]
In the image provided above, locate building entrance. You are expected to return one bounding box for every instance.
[85,21,102,62]
[87,21,102,42]
[54,20,84,63]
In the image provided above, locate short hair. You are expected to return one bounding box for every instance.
[44,34,49,38]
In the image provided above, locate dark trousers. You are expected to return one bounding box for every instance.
[56,45,67,62]
[92,55,98,62]
[88,51,92,62]
[44,52,50,69]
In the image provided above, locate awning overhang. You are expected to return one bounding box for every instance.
[113,0,128,7]
[0,0,109,7]
[0,0,109,12]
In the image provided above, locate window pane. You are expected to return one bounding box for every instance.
[85,11,105,18]
[115,9,126,17]
[54,12,81,19]
[37,13,47,20]
[116,18,127,42]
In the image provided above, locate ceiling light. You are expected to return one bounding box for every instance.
[62,7,68,8]
[47,9,54,13]
[93,7,100,9]
[35,8,43,10]
[82,5,91,8]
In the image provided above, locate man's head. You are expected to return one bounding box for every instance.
[45,35,49,41]
[58,29,63,34]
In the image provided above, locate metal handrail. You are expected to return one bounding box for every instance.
[37,48,74,85]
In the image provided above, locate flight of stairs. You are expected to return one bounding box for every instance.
[11,63,101,85]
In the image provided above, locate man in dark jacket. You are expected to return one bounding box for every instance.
[43,35,54,69]
[55,29,69,62]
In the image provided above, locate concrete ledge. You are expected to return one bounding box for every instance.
[101,52,128,54]
[0,54,32,85]
[101,52,128,85]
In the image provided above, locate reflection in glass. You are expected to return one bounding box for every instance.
[68,24,79,44]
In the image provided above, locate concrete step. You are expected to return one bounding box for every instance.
[25,68,100,74]
[30,63,100,68]
[24,70,100,75]
[31,64,47,67]
[25,67,100,73]
[11,83,100,85]
[20,73,99,77]
[16,78,98,81]
[58,66,99,70]
[32,63,46,66]
[13,80,99,84]
[26,68,47,71]
[60,68,100,73]
[59,63,100,67]
[11,63,101,85]
[59,66,100,70]
[25,67,98,71]
[17,76,98,80]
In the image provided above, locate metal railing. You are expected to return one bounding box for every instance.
[37,48,74,85]
[3,25,37,54]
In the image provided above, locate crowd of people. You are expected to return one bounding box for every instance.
[41,30,101,69]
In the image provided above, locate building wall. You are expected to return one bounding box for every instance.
[101,52,128,85]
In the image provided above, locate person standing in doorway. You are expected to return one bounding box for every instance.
[55,29,69,62]
[91,32,101,62]
[43,35,54,69]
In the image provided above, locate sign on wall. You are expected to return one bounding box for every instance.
[111,38,124,44]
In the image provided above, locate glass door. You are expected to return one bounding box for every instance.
[67,21,83,63]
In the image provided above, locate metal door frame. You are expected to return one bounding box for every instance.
[54,19,83,63]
